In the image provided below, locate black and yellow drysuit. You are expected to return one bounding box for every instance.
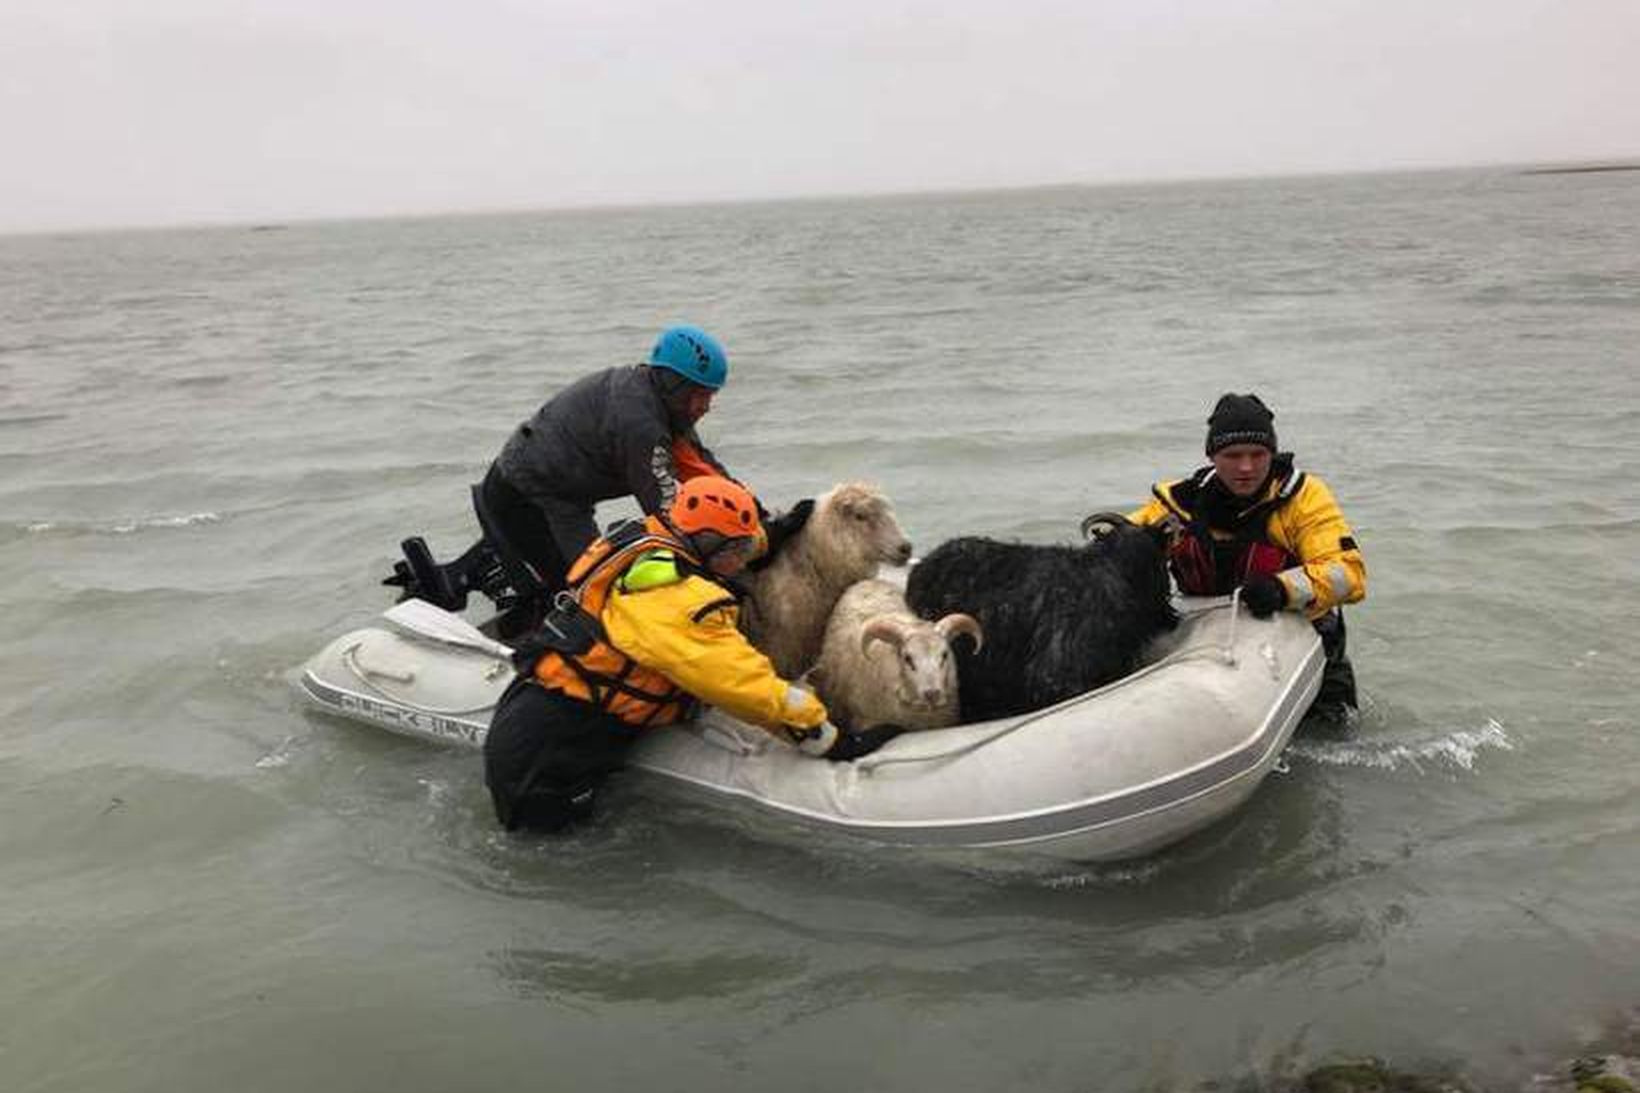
[1128,454,1367,716]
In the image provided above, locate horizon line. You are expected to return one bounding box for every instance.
[4,152,1637,240]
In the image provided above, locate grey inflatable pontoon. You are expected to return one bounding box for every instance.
[296,597,1321,861]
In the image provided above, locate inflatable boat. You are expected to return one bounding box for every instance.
[295,595,1322,862]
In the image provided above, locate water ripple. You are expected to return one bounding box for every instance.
[1287,718,1515,773]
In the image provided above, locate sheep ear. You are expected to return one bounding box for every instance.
[861,616,908,654]
[936,613,984,654]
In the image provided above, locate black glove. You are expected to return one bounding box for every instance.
[748,498,815,572]
[1241,575,1287,619]
[823,724,904,762]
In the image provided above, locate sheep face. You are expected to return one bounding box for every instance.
[819,482,913,571]
[862,612,981,714]
[864,621,957,712]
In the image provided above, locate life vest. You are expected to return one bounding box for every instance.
[1159,467,1305,597]
[531,516,710,727]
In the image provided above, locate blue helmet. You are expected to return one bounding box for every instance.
[648,325,728,390]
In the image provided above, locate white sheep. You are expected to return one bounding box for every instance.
[741,482,913,679]
[809,578,983,732]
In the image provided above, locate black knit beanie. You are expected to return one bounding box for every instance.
[1205,393,1277,455]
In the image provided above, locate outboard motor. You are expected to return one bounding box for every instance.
[382,484,549,638]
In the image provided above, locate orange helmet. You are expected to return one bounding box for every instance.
[668,476,762,548]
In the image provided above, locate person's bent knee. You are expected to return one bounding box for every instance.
[483,681,635,832]
[492,780,597,833]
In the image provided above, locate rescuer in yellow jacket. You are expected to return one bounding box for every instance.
[484,475,888,832]
[1127,393,1367,721]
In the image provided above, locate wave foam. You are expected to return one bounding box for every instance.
[21,512,222,535]
[111,512,222,533]
[255,735,299,770]
[1287,718,1514,773]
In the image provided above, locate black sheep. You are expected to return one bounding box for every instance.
[904,517,1178,721]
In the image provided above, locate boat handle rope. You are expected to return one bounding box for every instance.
[341,641,502,717]
[857,599,1250,772]
[1221,587,1241,666]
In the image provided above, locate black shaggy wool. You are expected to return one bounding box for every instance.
[904,523,1178,722]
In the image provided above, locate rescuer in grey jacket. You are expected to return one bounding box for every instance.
[483,325,737,599]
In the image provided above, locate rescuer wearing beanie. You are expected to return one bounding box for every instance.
[1127,393,1367,723]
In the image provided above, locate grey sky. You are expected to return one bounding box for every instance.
[3,0,1638,231]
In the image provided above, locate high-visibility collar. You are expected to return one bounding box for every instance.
[1154,459,1307,533]
[563,516,703,616]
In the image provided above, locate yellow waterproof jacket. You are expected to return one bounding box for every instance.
[533,516,827,735]
[602,562,828,735]
[1128,464,1367,619]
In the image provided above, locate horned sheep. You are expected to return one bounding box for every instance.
[904,515,1178,722]
[741,482,914,678]
[809,578,983,732]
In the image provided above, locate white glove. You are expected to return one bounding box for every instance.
[788,721,840,758]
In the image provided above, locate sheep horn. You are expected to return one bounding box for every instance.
[860,615,909,654]
[1080,510,1132,542]
[935,612,983,653]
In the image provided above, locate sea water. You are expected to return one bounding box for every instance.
[2,168,1637,1092]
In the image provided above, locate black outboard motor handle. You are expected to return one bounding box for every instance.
[380,481,560,641]
[382,536,469,612]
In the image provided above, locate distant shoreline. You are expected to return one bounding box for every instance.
[8,159,1640,237]
[1522,164,1640,175]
